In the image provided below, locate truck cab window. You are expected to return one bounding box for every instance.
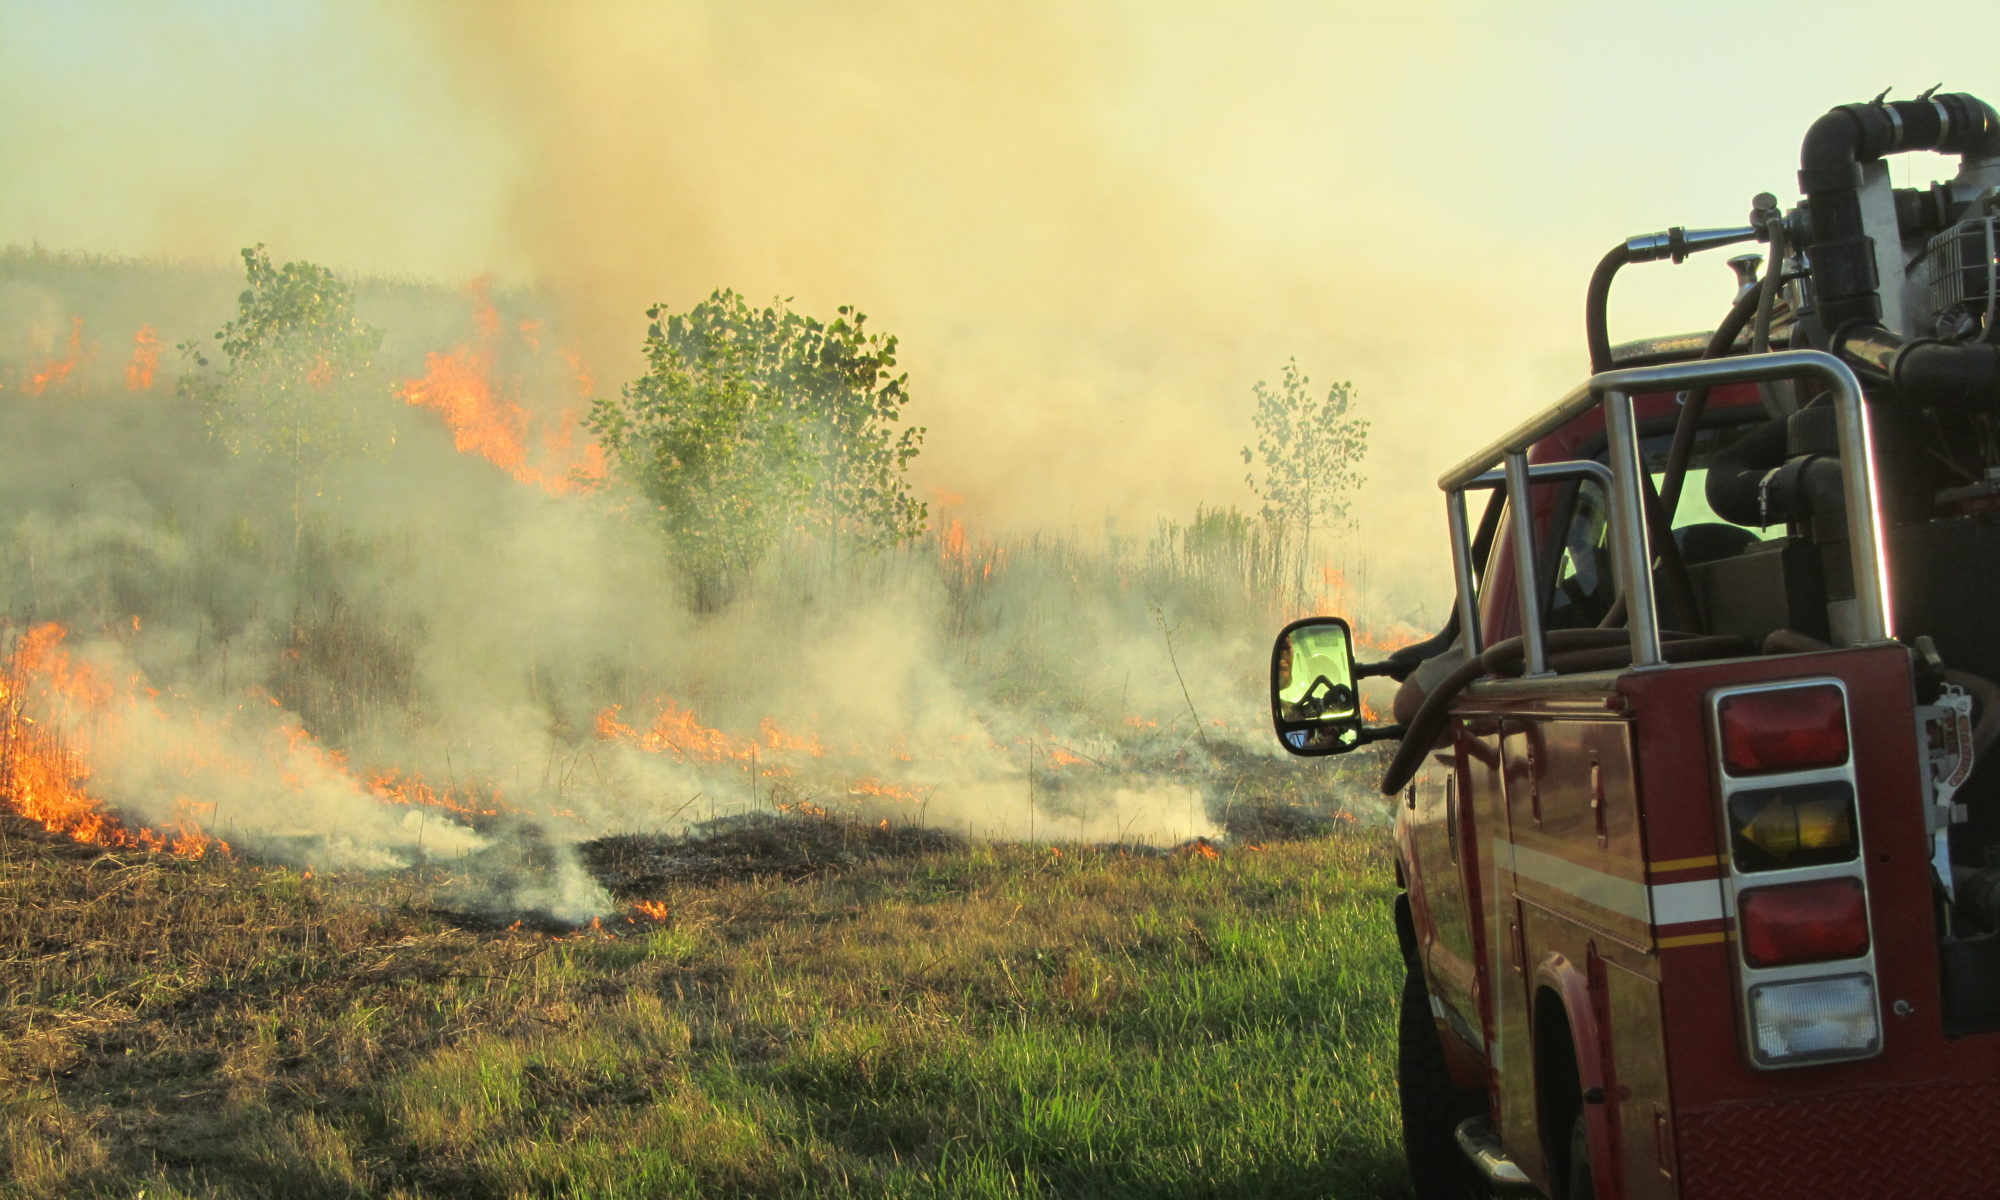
[1542,419,1773,633]
[1548,481,1613,630]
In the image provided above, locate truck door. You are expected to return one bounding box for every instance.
[1412,720,1494,1067]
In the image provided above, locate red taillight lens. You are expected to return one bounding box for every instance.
[1739,877,1870,968]
[1718,685,1848,776]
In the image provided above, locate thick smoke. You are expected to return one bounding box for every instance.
[13,6,1998,636]
[386,0,1581,624]
[9,5,1736,916]
[0,256,1284,918]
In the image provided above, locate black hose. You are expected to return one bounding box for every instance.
[1751,220,1790,418]
[1658,281,1765,520]
[1637,457,1704,632]
[1704,416,1791,527]
[1704,411,1849,544]
[1799,93,2000,336]
[1831,323,2000,413]
[1586,242,1632,374]
[1890,338,2000,412]
[1378,629,1747,796]
[1587,277,1769,636]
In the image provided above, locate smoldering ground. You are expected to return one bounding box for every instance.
[0,252,1333,920]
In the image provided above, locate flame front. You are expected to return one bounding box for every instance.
[397,278,606,495]
[0,624,514,860]
[24,318,86,396]
[124,325,159,391]
[595,699,826,767]
[367,768,510,821]
[0,623,225,856]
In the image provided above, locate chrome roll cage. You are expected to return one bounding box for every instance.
[1438,350,1893,674]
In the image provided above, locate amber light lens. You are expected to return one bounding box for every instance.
[1718,685,1848,776]
[1739,878,1870,968]
[1727,781,1858,872]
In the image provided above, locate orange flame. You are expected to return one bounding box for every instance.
[1310,564,1352,620]
[397,278,606,495]
[366,768,509,820]
[124,325,159,391]
[595,697,826,769]
[0,624,534,859]
[941,517,968,562]
[24,318,86,396]
[305,354,334,390]
[0,623,226,856]
[632,899,669,920]
[1310,562,1428,663]
[597,695,941,807]
[932,495,1004,583]
[758,718,825,756]
[848,776,921,803]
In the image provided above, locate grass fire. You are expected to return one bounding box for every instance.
[0,243,1403,1197]
[9,7,1989,1196]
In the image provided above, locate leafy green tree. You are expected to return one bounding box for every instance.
[178,246,388,551]
[589,289,926,608]
[1241,358,1369,604]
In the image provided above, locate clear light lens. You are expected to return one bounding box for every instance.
[1747,974,1880,1066]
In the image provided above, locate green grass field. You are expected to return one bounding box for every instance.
[0,815,1407,1199]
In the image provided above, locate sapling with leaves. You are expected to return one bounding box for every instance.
[589,289,926,609]
[1242,358,1370,608]
[177,245,390,556]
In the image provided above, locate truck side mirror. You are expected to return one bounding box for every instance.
[1271,617,1363,756]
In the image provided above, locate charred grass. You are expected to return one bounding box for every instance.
[0,808,1405,1199]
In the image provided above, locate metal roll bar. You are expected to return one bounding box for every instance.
[1449,460,1613,674]
[1440,349,1890,673]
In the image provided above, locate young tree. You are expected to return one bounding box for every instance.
[177,246,388,552]
[589,289,926,608]
[1241,358,1370,605]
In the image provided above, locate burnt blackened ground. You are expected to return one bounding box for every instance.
[581,811,964,895]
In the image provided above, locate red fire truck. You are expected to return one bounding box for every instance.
[1270,92,2000,1198]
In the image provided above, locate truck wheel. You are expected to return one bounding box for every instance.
[1564,1112,1596,1200]
[1397,965,1482,1199]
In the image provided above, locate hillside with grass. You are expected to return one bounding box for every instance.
[0,247,1415,1197]
[1,809,1406,1199]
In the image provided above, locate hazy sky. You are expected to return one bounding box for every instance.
[7,0,2000,621]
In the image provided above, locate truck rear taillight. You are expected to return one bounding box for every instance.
[1739,877,1870,967]
[1726,781,1858,871]
[1717,684,1849,775]
[1706,678,1880,1070]
[1747,974,1882,1067]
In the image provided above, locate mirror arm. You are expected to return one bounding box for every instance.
[1358,723,1409,745]
[1355,659,1411,682]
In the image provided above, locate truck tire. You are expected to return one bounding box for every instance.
[1397,965,1482,1199]
[1565,1112,1596,1200]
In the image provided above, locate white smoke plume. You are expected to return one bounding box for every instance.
[0,255,1275,918]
